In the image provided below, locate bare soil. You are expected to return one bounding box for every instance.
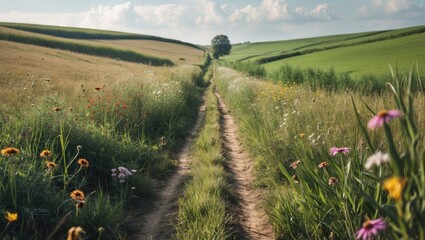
[133,78,275,240]
[214,85,275,240]
[132,93,207,240]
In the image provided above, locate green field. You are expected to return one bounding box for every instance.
[223,25,425,77]
[265,32,425,77]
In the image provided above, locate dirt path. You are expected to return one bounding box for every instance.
[213,85,275,240]
[132,93,207,240]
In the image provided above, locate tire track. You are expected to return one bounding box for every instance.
[213,84,275,240]
[132,92,207,240]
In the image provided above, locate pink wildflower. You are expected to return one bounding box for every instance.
[367,109,403,130]
[330,147,351,156]
[356,218,387,240]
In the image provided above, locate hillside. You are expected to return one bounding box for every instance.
[223,25,425,76]
[0,22,205,66]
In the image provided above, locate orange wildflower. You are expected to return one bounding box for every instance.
[40,149,52,158]
[1,147,20,157]
[67,226,84,240]
[70,190,85,202]
[45,161,57,169]
[77,158,89,168]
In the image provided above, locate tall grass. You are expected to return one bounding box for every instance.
[0,64,204,239]
[214,64,425,239]
[219,60,266,78]
[176,67,232,239]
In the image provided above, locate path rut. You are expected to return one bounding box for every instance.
[214,85,275,240]
[132,93,207,240]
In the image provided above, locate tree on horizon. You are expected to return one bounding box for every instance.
[211,35,231,59]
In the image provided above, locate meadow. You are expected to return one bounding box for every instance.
[214,64,425,239]
[2,21,425,240]
[0,27,208,238]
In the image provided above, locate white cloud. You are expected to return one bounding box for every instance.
[134,4,189,27]
[0,1,423,45]
[360,0,425,18]
[81,2,138,27]
[373,0,411,13]
[195,0,227,25]
[228,0,337,24]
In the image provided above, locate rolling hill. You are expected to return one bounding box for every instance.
[0,22,205,66]
[223,25,425,77]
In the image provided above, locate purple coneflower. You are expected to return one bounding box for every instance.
[367,109,403,130]
[356,218,386,240]
[329,147,351,156]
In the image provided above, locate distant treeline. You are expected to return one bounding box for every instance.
[221,61,424,94]
[0,22,203,51]
[0,31,174,66]
[255,26,425,64]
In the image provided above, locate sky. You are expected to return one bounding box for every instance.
[0,0,424,45]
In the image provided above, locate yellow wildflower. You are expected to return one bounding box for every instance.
[383,177,406,200]
[5,211,18,222]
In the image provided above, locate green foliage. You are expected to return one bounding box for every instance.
[268,64,392,93]
[220,61,266,78]
[211,35,231,59]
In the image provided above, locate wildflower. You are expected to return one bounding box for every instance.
[383,177,406,200]
[5,211,18,222]
[356,218,386,240]
[77,158,89,168]
[67,226,84,240]
[53,107,62,111]
[368,109,403,130]
[1,147,20,157]
[330,147,351,156]
[289,160,301,169]
[318,162,329,169]
[45,161,57,169]
[111,166,136,183]
[70,190,85,202]
[298,133,305,138]
[40,149,52,158]
[365,151,390,169]
[292,174,299,183]
[328,177,338,186]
